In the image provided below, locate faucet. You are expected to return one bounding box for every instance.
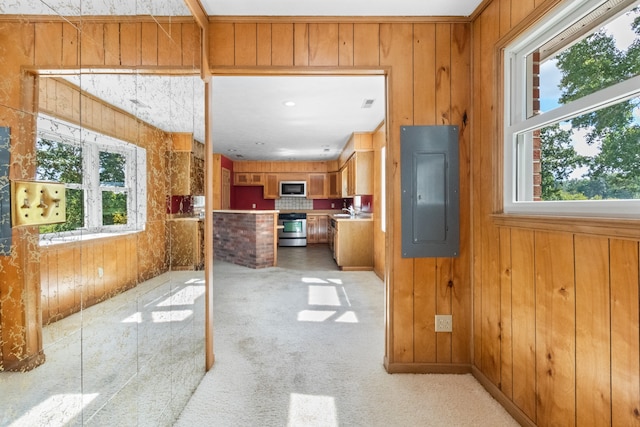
[342,205,356,217]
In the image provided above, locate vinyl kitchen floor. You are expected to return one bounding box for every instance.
[277,244,339,271]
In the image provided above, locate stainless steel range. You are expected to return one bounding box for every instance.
[277,212,307,247]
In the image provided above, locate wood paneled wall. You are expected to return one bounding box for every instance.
[36,77,171,324]
[0,17,199,370]
[206,19,471,370]
[40,235,137,324]
[372,122,386,280]
[472,0,640,425]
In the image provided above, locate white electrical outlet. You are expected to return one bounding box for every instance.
[435,315,453,332]
[252,203,256,209]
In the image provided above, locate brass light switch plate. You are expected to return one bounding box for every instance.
[11,180,66,227]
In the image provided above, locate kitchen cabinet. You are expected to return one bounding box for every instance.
[234,172,264,186]
[167,219,204,270]
[168,151,204,196]
[345,151,373,196]
[168,134,204,196]
[307,173,327,199]
[307,214,328,244]
[328,171,341,198]
[333,219,373,270]
[263,173,279,199]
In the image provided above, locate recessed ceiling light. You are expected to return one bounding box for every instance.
[255,142,264,145]
[361,99,375,108]
[228,149,237,152]
[283,101,296,107]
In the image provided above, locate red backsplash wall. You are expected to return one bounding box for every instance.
[233,186,276,210]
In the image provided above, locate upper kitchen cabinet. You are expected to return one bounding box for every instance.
[234,172,264,186]
[168,133,204,196]
[336,132,374,197]
[328,171,341,198]
[264,174,279,199]
[307,173,327,199]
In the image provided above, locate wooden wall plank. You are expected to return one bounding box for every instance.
[80,23,105,66]
[380,22,414,364]
[40,250,51,324]
[211,23,235,66]
[271,23,294,66]
[35,23,62,66]
[62,22,79,67]
[471,14,484,371]
[450,22,471,365]
[510,228,536,421]
[120,23,141,66]
[413,24,437,125]
[575,235,611,427]
[309,23,339,66]
[414,258,437,362]
[158,22,182,66]
[610,239,640,425]
[181,22,201,68]
[510,0,536,28]
[141,22,158,66]
[498,227,513,398]
[535,231,575,426]
[412,22,438,365]
[354,23,380,66]
[436,258,453,363]
[294,23,309,66]
[499,0,512,37]
[435,23,451,125]
[338,23,354,66]
[235,23,257,66]
[104,23,121,66]
[257,23,272,66]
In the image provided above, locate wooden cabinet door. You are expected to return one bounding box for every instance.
[264,173,279,198]
[191,155,204,196]
[308,173,327,198]
[328,172,340,198]
[307,216,318,244]
[169,151,191,195]
[317,215,328,243]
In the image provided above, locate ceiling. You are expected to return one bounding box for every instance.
[2,0,482,161]
[0,0,482,17]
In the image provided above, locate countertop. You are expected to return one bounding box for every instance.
[213,209,279,214]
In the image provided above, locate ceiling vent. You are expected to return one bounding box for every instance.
[361,99,375,108]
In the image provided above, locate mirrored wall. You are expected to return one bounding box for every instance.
[0,1,206,425]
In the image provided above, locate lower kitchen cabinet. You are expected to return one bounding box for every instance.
[167,218,204,270]
[307,214,328,244]
[333,219,373,270]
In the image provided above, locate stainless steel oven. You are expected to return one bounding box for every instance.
[277,213,307,247]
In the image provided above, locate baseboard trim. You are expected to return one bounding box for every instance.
[471,366,536,427]
[1,350,46,372]
[385,362,472,374]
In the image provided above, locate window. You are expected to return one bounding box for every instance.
[504,0,640,217]
[36,114,146,239]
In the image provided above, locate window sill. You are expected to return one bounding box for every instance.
[492,214,640,240]
[39,230,141,247]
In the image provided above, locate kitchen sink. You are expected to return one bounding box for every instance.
[333,213,352,218]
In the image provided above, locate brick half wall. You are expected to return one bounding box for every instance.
[213,212,276,268]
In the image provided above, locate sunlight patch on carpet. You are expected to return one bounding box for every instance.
[287,393,337,427]
[335,311,358,323]
[308,285,341,306]
[297,310,336,322]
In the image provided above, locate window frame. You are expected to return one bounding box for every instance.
[503,0,640,218]
[37,114,147,240]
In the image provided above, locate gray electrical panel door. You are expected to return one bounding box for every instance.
[1,127,10,255]
[400,125,459,258]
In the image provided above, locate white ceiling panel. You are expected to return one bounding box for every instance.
[200,0,482,17]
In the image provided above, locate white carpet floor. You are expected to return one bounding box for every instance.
[177,247,518,427]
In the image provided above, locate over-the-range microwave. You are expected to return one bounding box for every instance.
[279,181,307,197]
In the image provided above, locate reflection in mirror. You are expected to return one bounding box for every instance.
[0,72,206,424]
